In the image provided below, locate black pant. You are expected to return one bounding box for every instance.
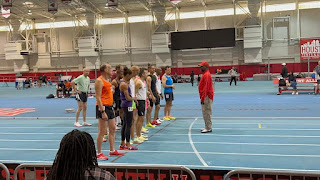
[121,107,133,143]
[191,79,194,86]
[230,76,237,86]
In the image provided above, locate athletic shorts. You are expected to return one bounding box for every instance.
[113,99,121,111]
[96,105,115,120]
[137,100,146,116]
[76,92,88,103]
[317,80,320,84]
[149,94,160,107]
[164,92,174,102]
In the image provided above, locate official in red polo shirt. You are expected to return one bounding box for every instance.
[198,61,214,133]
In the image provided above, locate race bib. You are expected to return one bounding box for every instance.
[166,94,169,99]
[128,107,133,112]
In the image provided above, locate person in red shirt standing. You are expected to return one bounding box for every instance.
[198,61,214,133]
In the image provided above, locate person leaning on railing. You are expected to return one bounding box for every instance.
[46,129,115,180]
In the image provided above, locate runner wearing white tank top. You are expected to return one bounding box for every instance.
[136,78,147,101]
[134,68,149,143]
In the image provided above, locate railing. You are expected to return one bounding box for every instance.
[14,163,196,180]
[0,163,10,180]
[223,169,320,180]
[0,76,58,83]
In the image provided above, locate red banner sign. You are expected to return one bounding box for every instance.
[273,78,316,84]
[300,39,320,60]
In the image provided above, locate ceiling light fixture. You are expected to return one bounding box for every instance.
[170,0,182,5]
[23,2,34,6]
[27,10,32,15]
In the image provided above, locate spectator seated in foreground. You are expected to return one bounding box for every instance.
[56,81,66,98]
[64,80,72,97]
[46,129,115,180]
[287,72,298,95]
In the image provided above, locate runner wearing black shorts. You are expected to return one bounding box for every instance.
[134,68,148,143]
[112,69,123,127]
[71,68,91,127]
[95,64,125,161]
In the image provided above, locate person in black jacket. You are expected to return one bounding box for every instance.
[281,63,288,78]
[190,71,195,86]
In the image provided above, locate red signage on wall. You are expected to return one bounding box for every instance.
[300,39,320,60]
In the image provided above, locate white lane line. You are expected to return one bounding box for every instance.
[188,118,208,166]
[3,127,320,131]
[1,133,320,138]
[1,148,320,158]
[1,139,320,147]
[1,116,320,120]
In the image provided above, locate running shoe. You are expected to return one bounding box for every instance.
[125,145,138,151]
[119,145,126,150]
[151,120,160,126]
[163,116,171,121]
[142,127,148,131]
[157,118,164,122]
[141,130,149,134]
[156,119,162,124]
[97,153,108,160]
[201,129,212,133]
[109,150,125,156]
[74,122,82,127]
[169,116,176,120]
[146,123,156,128]
[138,136,148,141]
[82,122,92,126]
[133,137,144,144]
[141,134,148,138]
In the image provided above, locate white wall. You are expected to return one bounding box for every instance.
[0,7,320,74]
[300,9,320,38]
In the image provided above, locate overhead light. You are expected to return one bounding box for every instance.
[28,10,32,15]
[190,0,195,1]
[23,2,34,6]
[128,15,152,23]
[299,1,320,9]
[170,0,182,5]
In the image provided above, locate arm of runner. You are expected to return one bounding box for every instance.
[95,79,108,120]
[120,82,136,101]
[147,76,155,101]
[111,79,117,94]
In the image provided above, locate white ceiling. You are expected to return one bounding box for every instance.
[1,0,233,20]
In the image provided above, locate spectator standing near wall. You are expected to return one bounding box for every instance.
[198,61,214,133]
[281,63,288,78]
[190,71,195,86]
[228,67,237,86]
[38,75,43,88]
[43,74,47,86]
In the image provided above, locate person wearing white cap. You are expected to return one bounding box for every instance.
[281,63,288,78]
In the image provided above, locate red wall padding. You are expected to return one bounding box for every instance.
[0,62,318,82]
[171,62,318,77]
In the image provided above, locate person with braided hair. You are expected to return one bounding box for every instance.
[46,129,115,180]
